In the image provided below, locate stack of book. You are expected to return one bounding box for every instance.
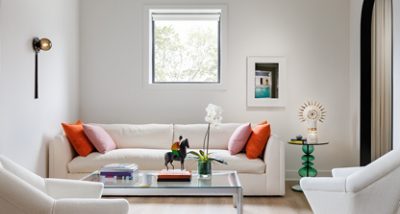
[289,137,307,144]
[99,163,138,180]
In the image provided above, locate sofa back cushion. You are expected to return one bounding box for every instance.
[174,124,241,149]
[96,124,173,149]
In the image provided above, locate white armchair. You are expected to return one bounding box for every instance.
[0,155,129,214]
[300,149,400,214]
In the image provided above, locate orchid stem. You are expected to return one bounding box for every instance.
[202,125,207,151]
[206,123,210,156]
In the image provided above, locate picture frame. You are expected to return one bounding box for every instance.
[247,56,286,107]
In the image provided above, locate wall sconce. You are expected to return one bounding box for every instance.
[32,37,52,99]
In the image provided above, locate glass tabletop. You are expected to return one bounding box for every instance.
[81,171,241,189]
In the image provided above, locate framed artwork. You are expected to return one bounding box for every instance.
[247,56,286,107]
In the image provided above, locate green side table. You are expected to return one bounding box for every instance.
[288,140,329,192]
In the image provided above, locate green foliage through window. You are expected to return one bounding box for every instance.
[153,19,219,83]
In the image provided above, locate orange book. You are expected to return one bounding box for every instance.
[157,170,192,182]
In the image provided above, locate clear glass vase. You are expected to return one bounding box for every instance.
[198,160,212,178]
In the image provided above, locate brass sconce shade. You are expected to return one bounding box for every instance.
[33,37,52,99]
[33,37,52,52]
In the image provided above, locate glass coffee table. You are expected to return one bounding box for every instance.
[82,170,243,214]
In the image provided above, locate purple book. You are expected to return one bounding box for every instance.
[100,171,133,177]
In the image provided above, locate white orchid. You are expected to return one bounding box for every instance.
[203,104,223,155]
[204,104,223,124]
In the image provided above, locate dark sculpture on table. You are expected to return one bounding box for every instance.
[164,136,190,170]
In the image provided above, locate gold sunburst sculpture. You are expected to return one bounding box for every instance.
[298,101,327,143]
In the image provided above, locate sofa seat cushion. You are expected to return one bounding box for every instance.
[68,149,265,174]
[203,150,266,174]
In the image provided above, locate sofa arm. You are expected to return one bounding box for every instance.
[49,135,75,178]
[264,134,285,195]
[53,198,129,214]
[332,167,363,178]
[45,178,103,199]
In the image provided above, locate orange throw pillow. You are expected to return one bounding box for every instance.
[61,120,94,157]
[245,123,271,159]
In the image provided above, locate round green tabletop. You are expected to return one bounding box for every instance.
[288,142,329,145]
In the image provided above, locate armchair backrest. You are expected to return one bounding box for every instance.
[0,160,54,214]
[345,149,400,213]
[0,155,46,192]
[347,149,400,192]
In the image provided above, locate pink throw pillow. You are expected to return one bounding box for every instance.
[228,123,252,155]
[83,124,116,153]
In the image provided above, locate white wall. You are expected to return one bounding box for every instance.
[0,0,79,177]
[393,0,400,149]
[80,0,357,179]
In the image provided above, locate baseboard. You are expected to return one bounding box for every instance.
[285,170,332,181]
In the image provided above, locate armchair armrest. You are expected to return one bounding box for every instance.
[264,134,285,195]
[300,177,349,214]
[45,178,103,199]
[53,198,129,214]
[332,167,363,178]
[49,135,75,178]
[300,177,346,192]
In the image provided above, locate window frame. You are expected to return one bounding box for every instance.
[151,13,221,84]
[143,5,227,90]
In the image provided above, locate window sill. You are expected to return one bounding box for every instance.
[143,82,227,91]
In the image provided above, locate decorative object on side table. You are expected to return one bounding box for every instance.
[189,104,227,178]
[164,135,190,170]
[288,140,329,192]
[298,101,327,143]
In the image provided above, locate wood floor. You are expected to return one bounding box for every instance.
[116,181,312,214]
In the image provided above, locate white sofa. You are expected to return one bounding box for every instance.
[300,148,400,214]
[49,123,285,196]
[0,155,129,214]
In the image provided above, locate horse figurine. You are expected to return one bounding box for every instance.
[164,136,190,170]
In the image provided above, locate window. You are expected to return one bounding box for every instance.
[148,9,223,84]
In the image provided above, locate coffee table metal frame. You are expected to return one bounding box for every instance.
[82,170,243,214]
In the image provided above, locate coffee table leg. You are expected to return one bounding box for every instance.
[233,193,237,208]
[235,188,243,214]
